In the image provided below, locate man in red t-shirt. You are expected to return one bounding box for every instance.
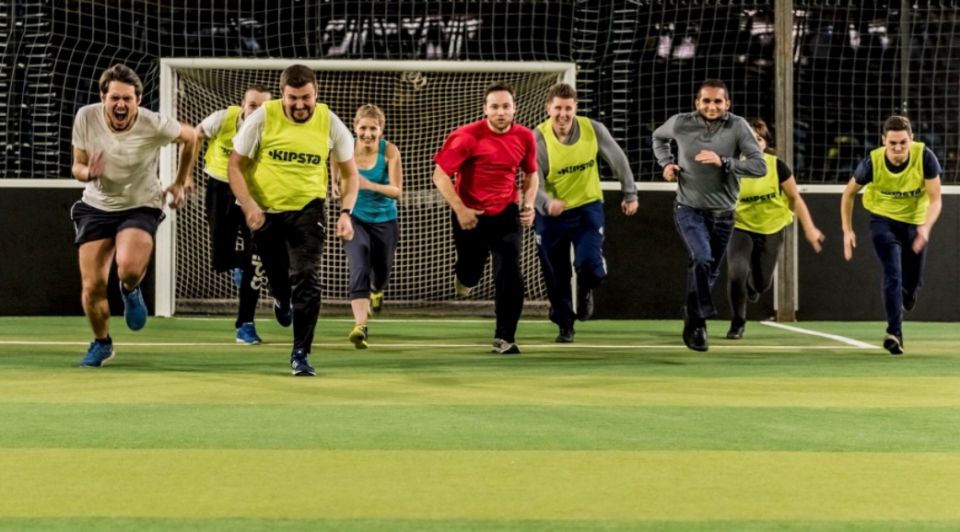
[432,81,539,355]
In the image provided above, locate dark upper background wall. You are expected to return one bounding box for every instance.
[2,1,958,184]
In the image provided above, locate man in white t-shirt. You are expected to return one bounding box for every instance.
[70,64,198,368]
[228,64,359,376]
[195,84,271,345]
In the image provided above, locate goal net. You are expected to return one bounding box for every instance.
[157,59,575,316]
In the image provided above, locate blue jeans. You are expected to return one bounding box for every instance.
[534,201,607,329]
[673,203,736,324]
[869,214,926,336]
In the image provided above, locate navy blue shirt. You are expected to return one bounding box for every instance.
[853,146,942,185]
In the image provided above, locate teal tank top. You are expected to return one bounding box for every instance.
[353,138,398,223]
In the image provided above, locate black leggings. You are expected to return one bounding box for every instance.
[726,228,783,325]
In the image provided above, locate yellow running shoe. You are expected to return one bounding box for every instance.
[369,291,384,316]
[349,324,368,349]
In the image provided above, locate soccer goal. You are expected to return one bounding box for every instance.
[156,58,576,317]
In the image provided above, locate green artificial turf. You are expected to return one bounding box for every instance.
[1,317,958,531]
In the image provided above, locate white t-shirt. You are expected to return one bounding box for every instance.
[232,105,354,163]
[200,109,229,138]
[72,103,182,211]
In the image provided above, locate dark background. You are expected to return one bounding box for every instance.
[2,0,958,183]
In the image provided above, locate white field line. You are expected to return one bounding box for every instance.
[760,321,876,349]
[0,340,862,350]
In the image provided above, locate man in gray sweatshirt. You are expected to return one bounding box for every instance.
[652,79,766,351]
[533,83,638,343]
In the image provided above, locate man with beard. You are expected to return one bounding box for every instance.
[228,64,359,376]
[532,82,638,343]
[652,79,766,352]
[71,63,198,367]
[432,81,539,355]
[195,84,272,345]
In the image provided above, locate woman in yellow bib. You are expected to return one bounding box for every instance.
[841,115,943,355]
[726,118,824,340]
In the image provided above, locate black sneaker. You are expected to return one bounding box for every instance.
[274,298,293,328]
[576,286,595,321]
[726,322,745,340]
[290,348,316,376]
[902,291,917,312]
[555,327,575,343]
[883,333,904,355]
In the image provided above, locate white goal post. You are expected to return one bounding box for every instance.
[156,58,576,317]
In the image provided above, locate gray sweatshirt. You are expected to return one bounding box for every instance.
[652,111,766,210]
[534,118,637,213]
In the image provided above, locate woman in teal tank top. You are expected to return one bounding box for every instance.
[335,104,403,349]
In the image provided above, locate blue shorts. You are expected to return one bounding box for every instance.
[70,200,164,246]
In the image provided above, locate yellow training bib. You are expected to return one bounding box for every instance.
[863,142,928,224]
[203,105,241,182]
[249,99,331,212]
[537,116,602,210]
[735,153,793,234]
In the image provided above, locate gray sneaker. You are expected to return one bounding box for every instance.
[491,338,520,355]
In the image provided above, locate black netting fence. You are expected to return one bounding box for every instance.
[1,0,958,183]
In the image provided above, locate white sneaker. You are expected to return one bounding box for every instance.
[454,278,474,298]
[491,338,520,355]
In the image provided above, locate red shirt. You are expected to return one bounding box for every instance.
[434,120,537,216]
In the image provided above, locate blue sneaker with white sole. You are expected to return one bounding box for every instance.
[121,284,148,331]
[290,348,316,376]
[81,340,115,367]
[236,322,262,345]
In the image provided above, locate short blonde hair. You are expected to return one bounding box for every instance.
[354,104,385,128]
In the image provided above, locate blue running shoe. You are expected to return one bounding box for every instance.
[274,298,292,328]
[81,340,115,367]
[290,348,315,376]
[232,268,243,288]
[121,284,148,331]
[235,322,262,345]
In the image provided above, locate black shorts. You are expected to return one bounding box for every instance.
[70,200,164,246]
[205,178,251,272]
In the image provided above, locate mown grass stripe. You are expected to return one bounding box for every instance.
[1,517,959,532]
[2,405,959,452]
[2,374,959,407]
[2,450,959,520]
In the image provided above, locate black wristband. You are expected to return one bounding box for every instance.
[340,208,351,215]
